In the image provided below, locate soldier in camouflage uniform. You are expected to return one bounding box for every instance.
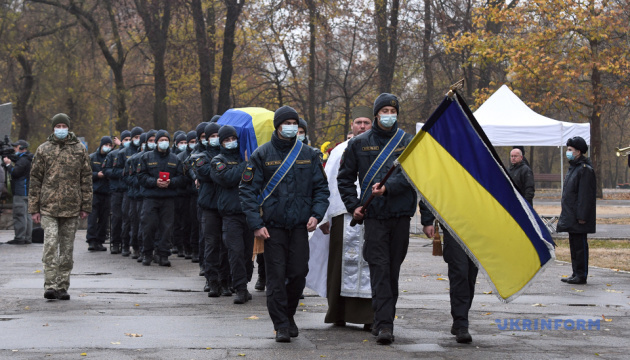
[28,113,92,301]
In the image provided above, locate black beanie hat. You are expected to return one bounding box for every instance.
[196,122,209,138]
[186,130,197,142]
[120,130,131,140]
[567,136,588,154]
[298,118,308,135]
[100,136,113,147]
[146,129,157,141]
[51,113,70,129]
[139,132,147,145]
[173,130,185,140]
[205,123,221,138]
[218,125,237,144]
[155,130,170,142]
[174,132,187,143]
[131,126,144,138]
[273,105,299,129]
[210,115,221,123]
[373,93,400,116]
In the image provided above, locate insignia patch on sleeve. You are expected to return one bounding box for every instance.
[242,166,254,182]
[216,162,226,171]
[136,163,141,173]
[196,158,205,167]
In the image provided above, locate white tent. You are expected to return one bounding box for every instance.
[415,85,591,189]
[472,85,590,146]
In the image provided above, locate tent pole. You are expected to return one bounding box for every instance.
[560,145,564,196]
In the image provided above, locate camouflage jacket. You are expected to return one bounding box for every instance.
[28,132,93,217]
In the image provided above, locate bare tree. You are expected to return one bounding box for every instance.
[216,0,245,114]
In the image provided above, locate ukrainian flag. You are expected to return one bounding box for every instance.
[397,92,555,302]
[217,107,275,159]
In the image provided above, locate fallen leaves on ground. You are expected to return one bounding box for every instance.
[111,342,121,345]
[483,291,492,294]
[125,333,142,337]
[33,270,41,273]
[572,288,584,292]
[436,278,447,281]
[605,289,622,293]
[532,303,546,307]
[602,315,613,322]
[245,315,259,320]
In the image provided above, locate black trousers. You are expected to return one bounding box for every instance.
[110,192,124,245]
[129,198,140,250]
[141,197,175,257]
[86,193,110,244]
[363,217,410,333]
[443,230,478,330]
[121,194,132,249]
[191,199,200,257]
[136,198,144,252]
[568,232,589,279]
[264,227,309,330]
[257,254,265,278]
[202,209,226,283]
[222,214,254,290]
[173,195,191,250]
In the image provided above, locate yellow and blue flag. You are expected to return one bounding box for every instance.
[217,107,275,159]
[397,92,555,302]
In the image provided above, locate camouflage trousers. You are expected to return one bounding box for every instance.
[41,215,79,291]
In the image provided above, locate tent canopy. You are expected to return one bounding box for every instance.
[471,85,590,146]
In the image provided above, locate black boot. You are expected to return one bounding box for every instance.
[158,256,171,267]
[132,249,141,259]
[220,281,232,297]
[44,288,57,300]
[289,317,299,337]
[121,247,131,257]
[455,327,472,344]
[233,289,252,304]
[177,246,185,258]
[56,289,70,300]
[203,280,210,292]
[275,328,290,343]
[207,281,220,297]
[111,243,121,254]
[376,328,393,345]
[87,241,96,251]
[96,243,107,251]
[254,276,265,291]
[142,255,153,266]
[191,252,200,263]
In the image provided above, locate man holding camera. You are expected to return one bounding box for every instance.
[4,140,34,245]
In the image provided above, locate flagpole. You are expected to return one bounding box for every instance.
[350,164,398,227]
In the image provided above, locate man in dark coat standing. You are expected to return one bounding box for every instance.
[508,148,535,205]
[557,136,596,285]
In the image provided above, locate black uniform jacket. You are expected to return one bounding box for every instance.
[103,149,125,192]
[337,120,417,219]
[508,161,535,204]
[137,148,184,198]
[89,148,110,195]
[195,145,221,211]
[557,156,596,234]
[177,148,196,196]
[239,131,330,231]
[210,146,247,216]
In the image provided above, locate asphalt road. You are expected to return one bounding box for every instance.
[1,230,629,359]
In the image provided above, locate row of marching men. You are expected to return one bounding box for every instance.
[87,116,314,305]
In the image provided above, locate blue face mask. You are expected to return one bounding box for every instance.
[566,150,574,161]
[178,144,187,152]
[54,128,69,139]
[379,114,397,128]
[188,143,197,151]
[133,139,140,147]
[201,139,209,146]
[297,134,306,142]
[158,141,170,150]
[123,140,131,148]
[224,140,238,150]
[147,142,156,150]
[280,124,298,138]
[209,138,220,147]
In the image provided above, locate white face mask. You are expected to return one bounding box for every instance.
[133,138,140,147]
[102,145,112,153]
[147,142,156,150]
[209,138,220,147]
[54,128,68,139]
[224,140,238,150]
[297,134,306,142]
[201,139,209,146]
[158,141,170,150]
[188,143,197,151]
[379,114,397,128]
[178,144,187,152]
[280,124,298,138]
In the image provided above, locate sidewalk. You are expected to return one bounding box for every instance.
[1,230,629,359]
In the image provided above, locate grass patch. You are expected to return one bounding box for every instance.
[554,239,630,271]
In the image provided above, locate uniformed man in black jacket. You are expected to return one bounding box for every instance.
[4,140,33,245]
[173,130,196,257]
[239,105,329,342]
[124,132,147,257]
[138,130,184,267]
[103,130,131,254]
[557,136,596,285]
[195,123,229,296]
[135,130,157,261]
[120,127,143,254]
[337,93,416,345]
[171,130,186,155]
[86,136,113,252]
[211,125,254,304]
